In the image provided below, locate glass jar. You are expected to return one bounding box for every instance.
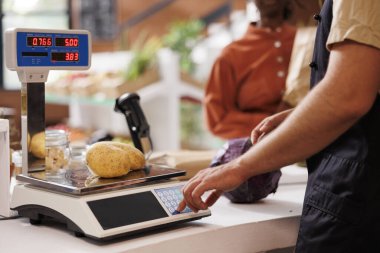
[69,143,88,169]
[45,129,70,172]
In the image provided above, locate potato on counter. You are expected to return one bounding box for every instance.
[86,141,145,178]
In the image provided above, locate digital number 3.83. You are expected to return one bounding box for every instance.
[65,52,79,61]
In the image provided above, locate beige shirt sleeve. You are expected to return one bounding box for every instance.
[283,26,317,107]
[327,0,380,50]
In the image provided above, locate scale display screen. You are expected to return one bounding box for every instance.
[87,192,168,230]
[51,52,79,62]
[55,37,79,47]
[16,31,89,67]
[27,36,52,47]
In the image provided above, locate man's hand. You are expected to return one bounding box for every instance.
[177,160,247,213]
[251,109,293,144]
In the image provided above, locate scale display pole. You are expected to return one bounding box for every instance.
[4,28,91,174]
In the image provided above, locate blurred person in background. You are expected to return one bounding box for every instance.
[204,0,296,140]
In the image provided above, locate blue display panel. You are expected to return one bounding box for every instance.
[16,32,89,67]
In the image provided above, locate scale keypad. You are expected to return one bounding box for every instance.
[155,186,192,215]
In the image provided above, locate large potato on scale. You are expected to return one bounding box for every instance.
[107,141,145,170]
[86,142,145,178]
[86,142,131,178]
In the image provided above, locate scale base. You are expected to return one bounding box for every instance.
[14,204,205,240]
[11,181,211,241]
[15,204,85,236]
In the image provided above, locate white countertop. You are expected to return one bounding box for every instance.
[0,165,307,253]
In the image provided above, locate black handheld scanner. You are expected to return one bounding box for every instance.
[114,93,153,158]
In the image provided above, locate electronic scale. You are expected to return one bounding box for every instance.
[4,28,210,240]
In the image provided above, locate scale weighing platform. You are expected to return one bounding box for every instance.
[3,28,210,240]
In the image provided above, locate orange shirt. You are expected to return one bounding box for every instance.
[204,23,296,139]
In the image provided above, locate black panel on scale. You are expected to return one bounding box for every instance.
[87,192,168,230]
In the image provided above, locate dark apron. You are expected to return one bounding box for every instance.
[295,0,380,252]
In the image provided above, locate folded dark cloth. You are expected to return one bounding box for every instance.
[210,137,282,203]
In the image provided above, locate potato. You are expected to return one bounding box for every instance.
[86,142,131,178]
[30,132,45,159]
[86,141,145,178]
[107,141,145,170]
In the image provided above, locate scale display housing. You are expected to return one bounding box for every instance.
[5,28,91,71]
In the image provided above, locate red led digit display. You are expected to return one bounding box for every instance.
[51,52,79,62]
[55,37,79,47]
[27,36,52,47]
